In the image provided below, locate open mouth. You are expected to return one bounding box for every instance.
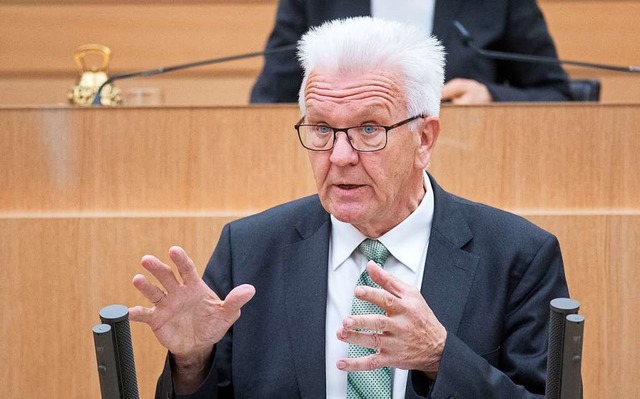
[337,184,362,190]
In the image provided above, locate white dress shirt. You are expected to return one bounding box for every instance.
[325,173,435,398]
[371,0,436,35]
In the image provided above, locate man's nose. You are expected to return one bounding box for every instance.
[329,131,358,165]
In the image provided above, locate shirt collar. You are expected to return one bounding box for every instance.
[329,172,434,272]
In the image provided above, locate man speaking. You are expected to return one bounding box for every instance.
[129,17,569,398]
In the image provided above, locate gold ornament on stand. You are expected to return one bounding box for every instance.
[68,44,122,106]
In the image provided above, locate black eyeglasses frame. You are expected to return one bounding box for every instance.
[294,114,426,152]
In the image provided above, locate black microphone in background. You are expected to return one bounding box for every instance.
[93,324,121,399]
[546,298,584,399]
[93,304,139,399]
[453,21,640,74]
[91,44,297,106]
[560,314,585,399]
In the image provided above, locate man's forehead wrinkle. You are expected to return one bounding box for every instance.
[307,75,397,91]
[303,70,405,117]
[305,87,397,103]
[304,83,401,109]
[307,69,399,89]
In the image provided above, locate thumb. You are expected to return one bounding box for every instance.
[223,284,256,312]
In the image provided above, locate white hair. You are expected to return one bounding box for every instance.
[297,17,445,118]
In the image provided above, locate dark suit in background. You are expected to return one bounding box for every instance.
[156,176,569,398]
[250,0,572,103]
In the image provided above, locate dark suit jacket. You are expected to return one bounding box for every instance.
[250,0,572,103]
[155,176,569,398]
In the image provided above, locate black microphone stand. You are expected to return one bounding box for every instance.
[91,44,297,106]
[453,21,640,74]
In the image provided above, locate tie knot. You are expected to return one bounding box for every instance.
[358,239,391,267]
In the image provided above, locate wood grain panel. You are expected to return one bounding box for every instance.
[0,76,258,106]
[526,214,640,399]
[539,0,640,102]
[540,0,639,66]
[0,4,276,75]
[0,215,237,399]
[1,104,638,213]
[0,106,314,212]
[2,213,638,398]
[539,0,640,65]
[433,103,640,211]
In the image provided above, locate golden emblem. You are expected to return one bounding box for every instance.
[68,44,122,106]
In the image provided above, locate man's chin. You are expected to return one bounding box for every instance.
[325,204,367,225]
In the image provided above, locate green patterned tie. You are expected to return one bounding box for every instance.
[347,239,392,399]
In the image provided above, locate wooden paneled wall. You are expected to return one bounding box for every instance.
[540,0,640,103]
[1,104,639,398]
[0,0,638,105]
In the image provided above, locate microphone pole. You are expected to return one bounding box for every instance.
[91,44,297,106]
[452,21,640,74]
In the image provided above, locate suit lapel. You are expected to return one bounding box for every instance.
[283,205,331,398]
[403,177,480,398]
[421,176,480,337]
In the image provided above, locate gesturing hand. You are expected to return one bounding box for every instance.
[129,246,255,366]
[442,78,493,104]
[336,261,447,379]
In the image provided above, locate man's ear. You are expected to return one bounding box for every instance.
[416,116,440,170]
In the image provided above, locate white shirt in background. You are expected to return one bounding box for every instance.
[371,0,436,34]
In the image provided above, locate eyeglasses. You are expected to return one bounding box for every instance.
[294,114,425,152]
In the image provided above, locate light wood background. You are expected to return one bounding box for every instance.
[1,104,638,398]
[0,0,638,105]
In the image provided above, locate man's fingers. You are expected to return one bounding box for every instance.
[141,254,180,292]
[128,305,153,324]
[343,314,390,333]
[337,354,386,372]
[169,246,202,285]
[353,285,400,315]
[337,326,385,352]
[441,78,467,100]
[224,284,256,313]
[442,78,492,104]
[132,273,167,304]
[366,262,405,298]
